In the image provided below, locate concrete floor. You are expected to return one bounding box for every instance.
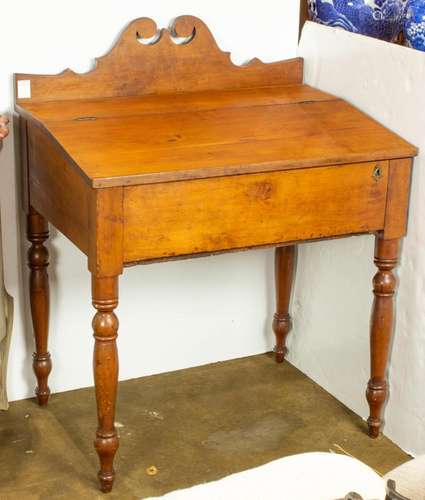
[0,354,408,499]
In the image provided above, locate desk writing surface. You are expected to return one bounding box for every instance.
[17,84,416,188]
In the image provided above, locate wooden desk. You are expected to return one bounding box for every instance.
[15,16,417,493]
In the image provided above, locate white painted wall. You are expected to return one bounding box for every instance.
[294,22,425,456]
[0,2,299,400]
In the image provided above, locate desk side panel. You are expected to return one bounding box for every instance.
[383,158,413,239]
[19,116,30,212]
[123,161,388,263]
[27,122,90,255]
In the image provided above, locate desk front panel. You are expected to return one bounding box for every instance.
[123,161,388,263]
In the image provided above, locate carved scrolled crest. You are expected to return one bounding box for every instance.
[15,15,302,103]
[169,16,198,44]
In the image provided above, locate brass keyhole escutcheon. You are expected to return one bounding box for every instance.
[373,165,382,181]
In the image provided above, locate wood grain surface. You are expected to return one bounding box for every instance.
[384,158,413,239]
[17,92,417,188]
[123,162,388,262]
[14,16,302,103]
[15,15,416,189]
[27,122,90,253]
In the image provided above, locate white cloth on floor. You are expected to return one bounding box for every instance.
[144,452,386,500]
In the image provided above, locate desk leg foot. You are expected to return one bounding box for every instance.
[272,246,296,363]
[92,276,120,493]
[366,236,399,438]
[27,208,51,406]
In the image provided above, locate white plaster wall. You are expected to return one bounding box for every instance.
[0,2,299,400]
[293,22,425,456]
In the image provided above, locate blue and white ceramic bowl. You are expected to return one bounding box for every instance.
[404,0,425,50]
[308,0,407,42]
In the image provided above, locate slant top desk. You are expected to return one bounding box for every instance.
[14,16,417,493]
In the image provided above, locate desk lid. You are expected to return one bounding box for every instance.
[15,16,417,188]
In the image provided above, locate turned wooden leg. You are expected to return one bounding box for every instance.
[27,207,51,406]
[273,245,296,363]
[366,236,399,438]
[92,276,119,493]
